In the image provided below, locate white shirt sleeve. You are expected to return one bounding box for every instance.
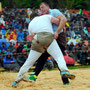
[28,24,32,35]
[47,15,52,21]
[43,15,52,21]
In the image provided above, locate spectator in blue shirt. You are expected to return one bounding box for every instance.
[0,42,7,53]
[17,28,24,41]
[0,50,3,67]
[3,52,20,72]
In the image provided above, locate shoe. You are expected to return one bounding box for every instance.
[63,82,70,85]
[23,75,37,82]
[12,81,18,88]
[61,71,75,80]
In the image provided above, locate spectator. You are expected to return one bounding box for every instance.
[7,42,15,52]
[16,43,23,53]
[17,29,24,41]
[11,29,17,41]
[1,27,7,38]
[0,23,4,29]
[17,53,27,67]
[80,46,88,65]
[69,48,78,61]
[12,50,17,60]
[77,48,82,63]
[5,30,10,40]
[23,31,29,41]
[3,52,20,72]
[9,34,14,41]
[68,42,74,51]
[0,50,3,67]
[0,42,7,53]
[44,57,54,70]
[0,34,2,39]
[14,41,19,50]
[87,49,90,65]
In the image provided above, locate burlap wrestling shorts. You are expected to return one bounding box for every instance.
[31,32,54,53]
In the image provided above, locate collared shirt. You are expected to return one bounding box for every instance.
[49,9,63,33]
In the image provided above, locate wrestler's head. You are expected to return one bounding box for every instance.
[40,2,49,14]
[30,13,38,20]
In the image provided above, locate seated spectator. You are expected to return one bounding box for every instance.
[80,46,88,65]
[14,41,19,50]
[1,27,7,38]
[0,50,3,67]
[15,22,22,30]
[69,48,78,61]
[68,42,74,51]
[27,42,31,48]
[3,36,9,42]
[17,29,24,42]
[9,34,14,41]
[23,30,29,41]
[17,53,27,67]
[83,27,88,36]
[77,42,83,50]
[86,49,90,65]
[7,42,15,52]
[0,34,2,39]
[16,43,23,53]
[64,50,69,56]
[0,23,4,29]
[23,43,29,52]
[88,27,90,32]
[12,50,17,60]
[11,29,17,41]
[5,30,10,40]
[77,48,82,62]
[22,48,28,57]
[3,52,20,72]
[0,42,7,53]
[44,57,54,70]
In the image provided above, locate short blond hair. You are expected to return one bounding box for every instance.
[40,2,49,7]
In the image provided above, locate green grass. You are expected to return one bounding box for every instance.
[0,65,90,73]
[43,65,90,71]
[68,65,90,69]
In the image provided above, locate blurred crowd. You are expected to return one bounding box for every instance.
[63,9,90,65]
[0,8,90,71]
